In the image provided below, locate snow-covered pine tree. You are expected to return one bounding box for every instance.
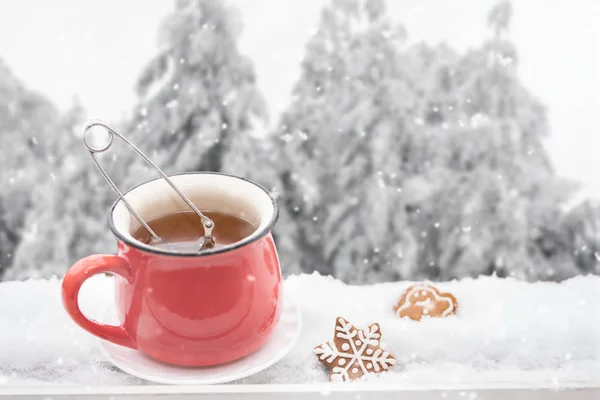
[274,0,418,283]
[125,0,267,188]
[7,99,118,280]
[404,0,578,280]
[0,59,64,278]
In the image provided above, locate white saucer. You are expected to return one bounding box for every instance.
[98,300,301,385]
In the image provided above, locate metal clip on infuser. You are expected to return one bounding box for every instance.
[82,121,216,251]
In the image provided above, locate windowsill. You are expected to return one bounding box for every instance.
[1,383,599,399]
[0,274,597,398]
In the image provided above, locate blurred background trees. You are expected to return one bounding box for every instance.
[0,59,65,277]
[1,0,597,281]
[126,0,268,179]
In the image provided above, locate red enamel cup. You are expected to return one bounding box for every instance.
[61,172,282,366]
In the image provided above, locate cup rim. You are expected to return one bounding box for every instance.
[108,171,279,257]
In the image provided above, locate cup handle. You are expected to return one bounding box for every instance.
[61,254,136,349]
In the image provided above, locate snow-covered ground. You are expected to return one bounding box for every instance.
[0,273,598,388]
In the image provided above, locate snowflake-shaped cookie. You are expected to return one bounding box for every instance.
[314,317,396,382]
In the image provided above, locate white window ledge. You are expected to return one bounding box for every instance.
[1,383,600,399]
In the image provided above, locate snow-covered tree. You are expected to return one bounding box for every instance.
[125,0,267,186]
[0,59,64,277]
[274,0,417,283]
[412,0,574,280]
[7,99,118,280]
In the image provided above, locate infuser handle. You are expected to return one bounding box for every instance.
[61,254,136,349]
[82,120,215,242]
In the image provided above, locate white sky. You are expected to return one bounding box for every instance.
[0,0,598,195]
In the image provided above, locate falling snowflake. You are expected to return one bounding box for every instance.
[314,317,395,382]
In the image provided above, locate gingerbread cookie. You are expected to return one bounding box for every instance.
[315,317,395,382]
[393,283,458,321]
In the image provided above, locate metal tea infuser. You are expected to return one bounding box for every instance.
[82,120,216,251]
